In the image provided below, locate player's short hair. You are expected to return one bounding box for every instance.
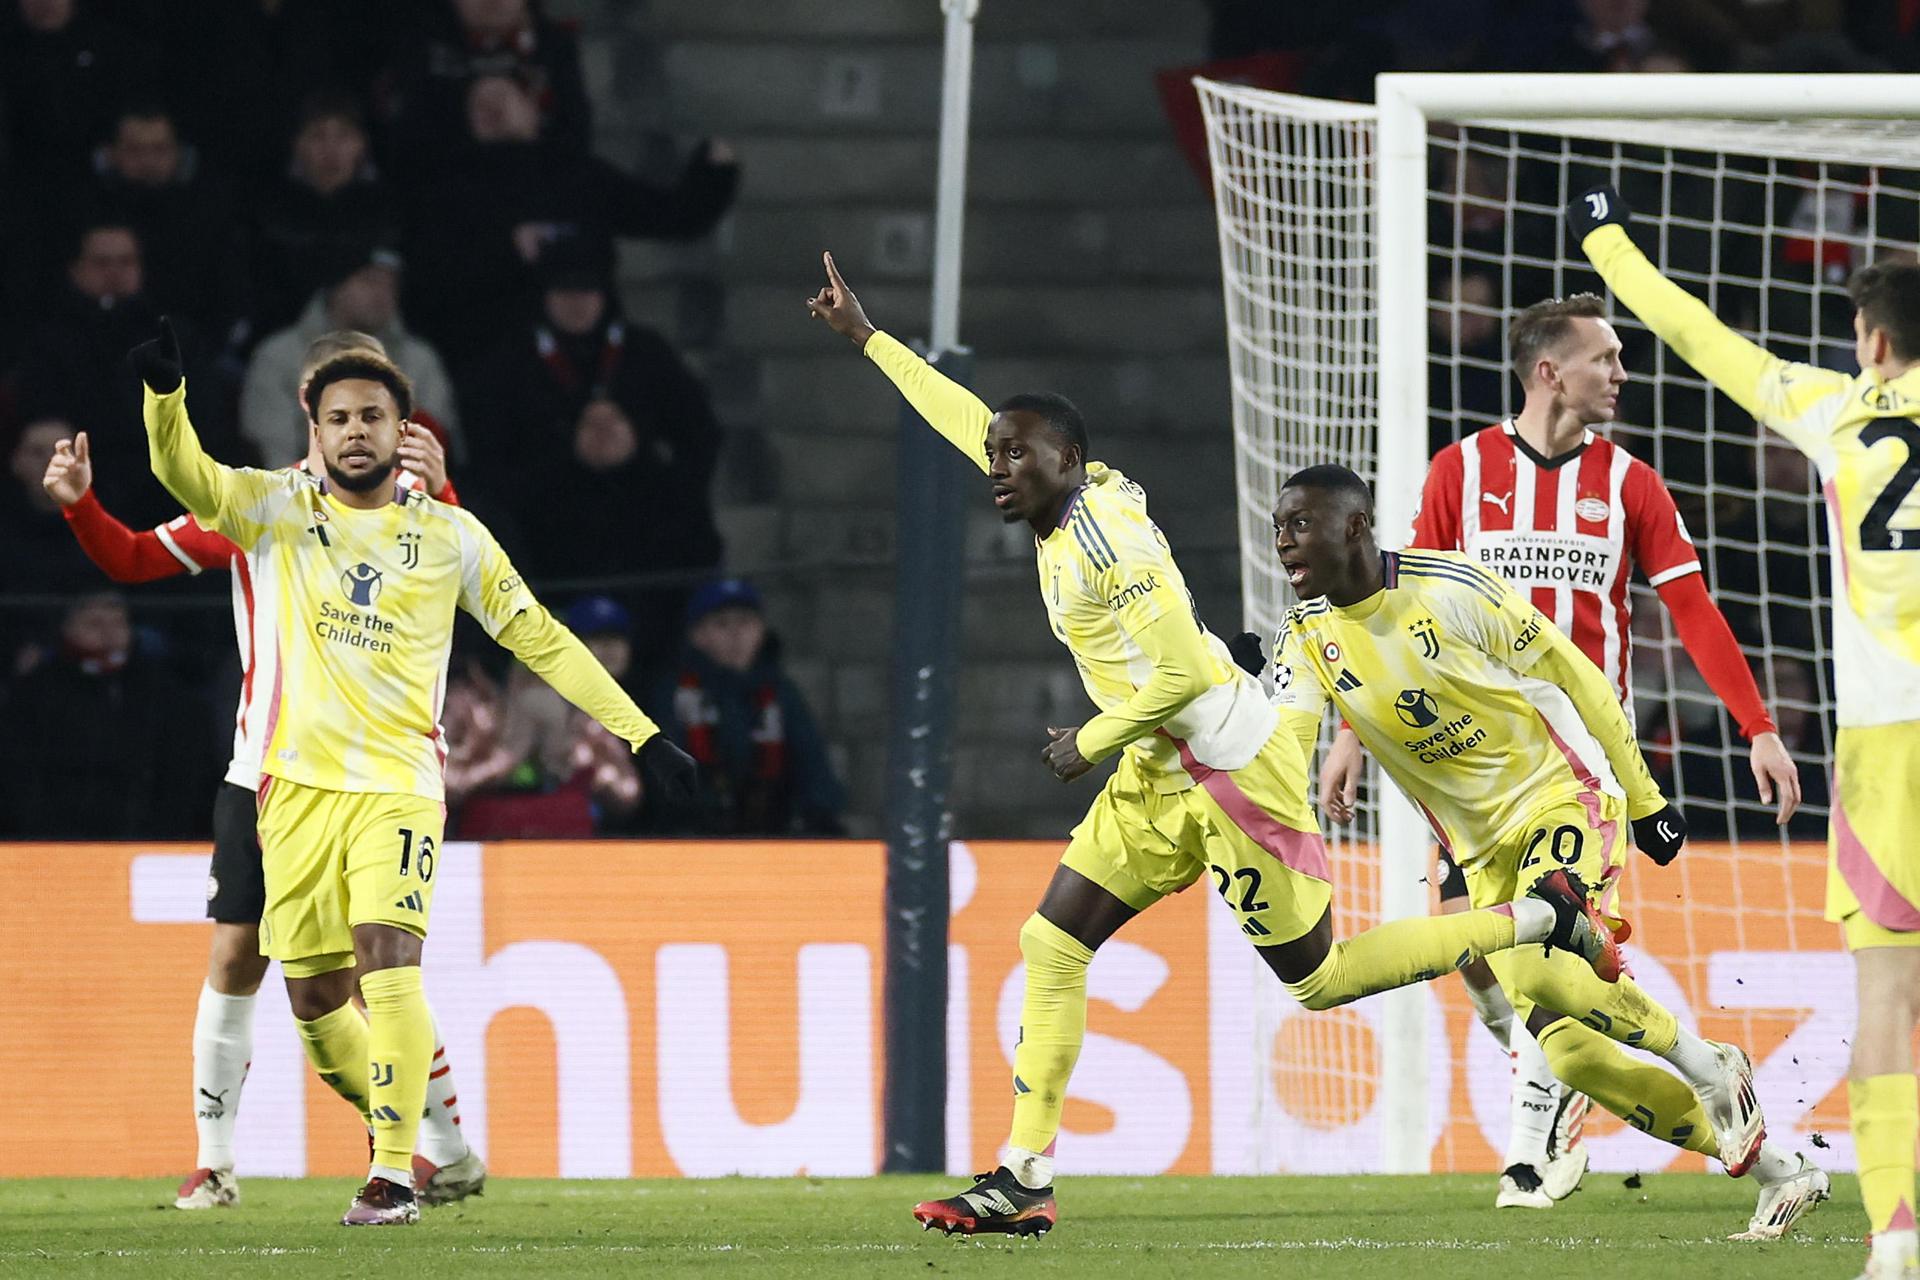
[1280,463,1373,517]
[996,392,1089,461]
[1848,261,1920,362]
[1509,293,1609,386]
[305,352,413,423]
[300,331,388,412]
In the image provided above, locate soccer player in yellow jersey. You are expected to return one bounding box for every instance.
[1269,463,1829,1239]
[130,320,698,1226]
[1574,184,1920,1280]
[805,252,1614,1237]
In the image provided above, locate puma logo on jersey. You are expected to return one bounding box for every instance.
[1481,491,1513,514]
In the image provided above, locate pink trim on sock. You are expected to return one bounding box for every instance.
[1490,903,1514,918]
[1041,1139,1057,1157]
[1835,781,1920,932]
[1890,1200,1917,1233]
[1172,738,1330,883]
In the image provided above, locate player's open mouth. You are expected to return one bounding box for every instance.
[992,487,1016,509]
[1281,560,1308,586]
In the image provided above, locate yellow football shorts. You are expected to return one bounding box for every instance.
[1826,721,1920,951]
[1466,788,1631,1025]
[1462,788,1630,923]
[255,776,446,977]
[1061,727,1330,945]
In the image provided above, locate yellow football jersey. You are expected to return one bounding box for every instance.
[145,384,658,800]
[865,331,1276,791]
[1586,223,1920,726]
[1272,550,1664,867]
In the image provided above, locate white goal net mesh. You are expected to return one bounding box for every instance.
[1198,76,1920,1174]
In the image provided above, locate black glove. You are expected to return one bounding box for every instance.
[1567,184,1630,243]
[1227,631,1267,677]
[638,733,699,805]
[1631,803,1687,866]
[129,317,183,394]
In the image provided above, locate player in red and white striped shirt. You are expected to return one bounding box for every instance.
[1320,294,1803,1211]
[40,331,484,1211]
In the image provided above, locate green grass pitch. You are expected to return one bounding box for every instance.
[1,1174,1867,1278]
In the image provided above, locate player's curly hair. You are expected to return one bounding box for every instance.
[1848,261,1920,362]
[1509,292,1608,386]
[996,392,1089,462]
[304,351,414,423]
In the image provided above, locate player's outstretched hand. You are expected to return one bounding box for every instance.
[806,251,877,348]
[1318,726,1362,825]
[41,431,93,507]
[1748,730,1803,826]
[1631,802,1687,866]
[1567,185,1630,243]
[1226,631,1266,677]
[129,317,183,394]
[1042,725,1095,783]
[638,733,699,804]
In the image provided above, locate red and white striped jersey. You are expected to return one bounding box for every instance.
[1409,422,1700,703]
[151,465,436,790]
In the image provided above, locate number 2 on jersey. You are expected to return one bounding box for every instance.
[1860,418,1920,551]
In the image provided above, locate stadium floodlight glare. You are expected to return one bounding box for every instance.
[1197,72,1920,1174]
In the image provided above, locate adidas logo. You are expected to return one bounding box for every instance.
[394,892,424,911]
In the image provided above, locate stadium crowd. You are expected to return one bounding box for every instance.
[2,0,1907,842]
[0,0,843,839]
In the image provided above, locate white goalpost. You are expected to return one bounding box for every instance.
[1198,72,1920,1174]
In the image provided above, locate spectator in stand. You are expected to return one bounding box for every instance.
[74,100,247,350]
[401,75,738,365]
[464,232,723,652]
[385,0,592,161]
[14,220,233,526]
[248,89,400,339]
[0,0,151,183]
[1427,267,1506,452]
[464,232,718,491]
[645,579,845,837]
[441,600,641,839]
[242,244,459,467]
[0,591,215,837]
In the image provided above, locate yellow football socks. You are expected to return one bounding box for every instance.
[1504,944,1680,1056]
[1284,909,1517,1011]
[1006,914,1094,1154]
[1537,1017,1716,1155]
[361,966,435,1178]
[1852,1074,1920,1234]
[295,1001,372,1124]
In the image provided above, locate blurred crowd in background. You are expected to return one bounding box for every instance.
[0,0,844,840]
[3,0,1906,840]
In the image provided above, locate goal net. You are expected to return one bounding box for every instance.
[1197,73,1920,1174]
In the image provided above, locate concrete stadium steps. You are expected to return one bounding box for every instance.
[563,0,1238,834]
